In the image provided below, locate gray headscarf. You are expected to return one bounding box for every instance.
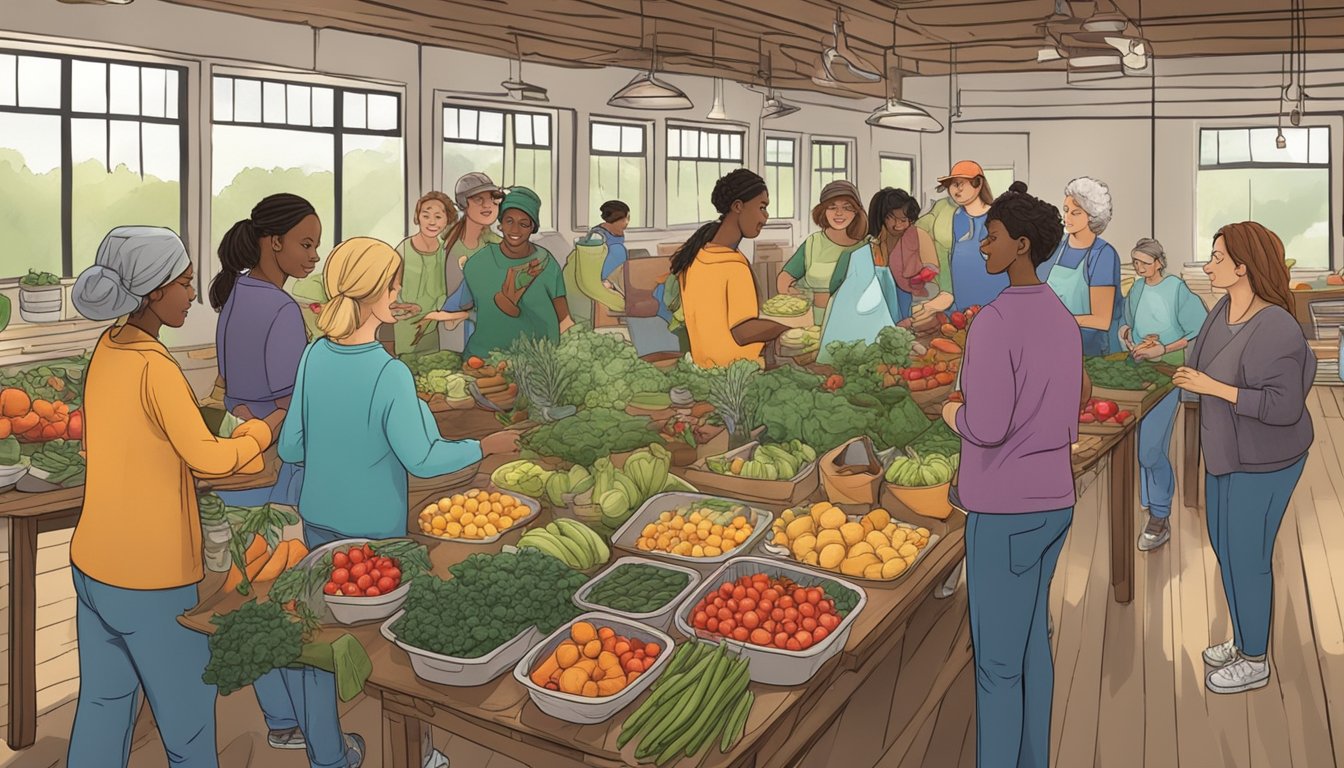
[73,227,191,321]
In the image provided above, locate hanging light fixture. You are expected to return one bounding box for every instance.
[821,7,881,83]
[501,35,548,103]
[759,51,799,120]
[1082,0,1128,32]
[866,15,942,133]
[705,31,730,120]
[607,19,693,110]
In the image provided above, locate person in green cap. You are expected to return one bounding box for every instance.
[418,187,571,359]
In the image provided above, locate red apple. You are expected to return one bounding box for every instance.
[1094,400,1118,420]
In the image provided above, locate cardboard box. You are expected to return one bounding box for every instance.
[682,441,819,506]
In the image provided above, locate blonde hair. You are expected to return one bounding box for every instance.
[318,238,403,340]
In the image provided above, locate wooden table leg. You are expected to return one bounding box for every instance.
[8,516,38,749]
[1110,430,1137,604]
[1182,401,1201,509]
[383,705,424,768]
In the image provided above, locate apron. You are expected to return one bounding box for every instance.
[817,243,906,364]
[1128,279,1187,366]
[948,210,1006,311]
[1044,239,1111,356]
[802,233,847,325]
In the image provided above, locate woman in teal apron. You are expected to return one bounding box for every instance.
[777,180,868,325]
[1037,177,1122,356]
[1120,238,1209,551]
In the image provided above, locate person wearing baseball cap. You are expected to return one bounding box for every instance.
[432,173,504,351]
[915,160,1006,314]
[777,179,868,325]
[419,186,572,359]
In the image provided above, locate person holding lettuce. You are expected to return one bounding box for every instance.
[564,200,629,327]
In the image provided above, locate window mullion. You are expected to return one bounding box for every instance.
[60,56,73,277]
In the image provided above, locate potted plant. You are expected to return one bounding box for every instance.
[19,270,63,323]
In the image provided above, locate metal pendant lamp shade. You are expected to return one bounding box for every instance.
[867,31,941,134]
[761,91,800,120]
[706,78,730,120]
[822,8,882,83]
[502,36,548,102]
[1082,0,1128,32]
[608,69,692,110]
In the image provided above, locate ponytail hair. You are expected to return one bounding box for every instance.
[669,168,768,279]
[318,237,403,341]
[209,192,317,310]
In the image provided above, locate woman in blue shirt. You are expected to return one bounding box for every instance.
[1037,176,1123,356]
[594,199,631,288]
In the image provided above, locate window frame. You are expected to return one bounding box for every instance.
[440,100,558,231]
[808,137,854,203]
[763,132,801,222]
[878,153,917,196]
[1,47,189,279]
[665,122,748,228]
[586,116,653,230]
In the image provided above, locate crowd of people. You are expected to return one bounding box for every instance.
[58,159,1315,768]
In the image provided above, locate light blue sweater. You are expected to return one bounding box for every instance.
[279,338,483,539]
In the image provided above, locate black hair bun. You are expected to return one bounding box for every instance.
[1008,181,1030,194]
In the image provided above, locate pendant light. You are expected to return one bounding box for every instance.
[821,7,881,83]
[501,34,549,103]
[758,50,799,120]
[705,31,730,121]
[866,15,942,133]
[1082,0,1127,33]
[607,15,692,110]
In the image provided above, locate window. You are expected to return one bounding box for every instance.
[589,120,648,228]
[1,50,186,278]
[443,105,553,230]
[212,75,405,261]
[1197,127,1330,268]
[764,136,797,220]
[810,140,851,200]
[879,155,914,194]
[983,168,1014,199]
[667,125,745,225]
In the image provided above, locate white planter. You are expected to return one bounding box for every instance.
[19,286,63,323]
[202,521,233,573]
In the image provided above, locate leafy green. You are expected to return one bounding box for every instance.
[908,419,961,458]
[400,350,464,377]
[749,366,929,454]
[1084,356,1171,390]
[203,599,305,695]
[520,407,659,466]
[19,270,59,287]
[824,326,917,398]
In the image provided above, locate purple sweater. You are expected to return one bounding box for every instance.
[216,275,308,419]
[954,284,1082,514]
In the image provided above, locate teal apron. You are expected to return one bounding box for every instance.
[817,243,906,364]
[1043,240,1110,356]
[1128,279,1188,366]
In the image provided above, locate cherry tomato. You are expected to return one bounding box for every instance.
[348,548,365,565]
[749,628,771,645]
[732,585,747,600]
[786,638,802,652]
[771,608,785,622]
[645,643,660,657]
[332,552,349,569]
[758,599,773,614]
[628,658,646,674]
[746,587,761,601]
[620,651,634,667]
[693,610,708,629]
[719,584,734,599]
[795,630,814,648]
[341,582,360,597]
[763,620,777,634]
[726,599,738,613]
[717,607,733,622]
[741,611,760,630]
[350,563,368,579]
[732,627,750,642]
[356,574,373,591]
[323,582,340,595]
[738,597,757,613]
[802,617,818,633]
[707,617,720,634]
[784,607,799,622]
[384,567,401,582]
[792,588,809,605]
[774,632,789,648]
[719,619,736,635]
[365,586,381,597]
[331,568,350,585]
[762,588,780,602]
[377,577,396,592]
[778,596,795,610]
[814,626,830,643]
[820,613,840,631]
[783,621,798,635]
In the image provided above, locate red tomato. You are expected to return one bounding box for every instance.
[713,596,726,609]
[746,587,760,601]
[762,588,780,602]
[732,627,750,642]
[707,618,720,634]
[798,603,816,619]
[341,583,360,597]
[719,584,734,599]
[750,629,772,646]
[726,599,738,613]
[741,611,760,630]
[802,617,818,632]
[719,619,736,635]
[323,582,340,595]
[365,586,381,597]
[771,608,785,622]
[356,574,373,591]
[758,599,773,614]
[1094,400,1118,420]
[645,643,660,657]
[819,613,840,631]
[620,652,634,667]
[774,632,790,648]
[1079,413,1096,423]
[350,563,368,579]
[786,639,802,652]
[778,596,794,610]
[784,607,799,622]
[384,568,401,582]
[763,620,777,634]
[814,626,830,642]
[738,597,756,613]
[369,569,382,583]
[377,577,396,592]
[628,658,646,673]
[693,610,708,629]
[806,588,823,605]
[1115,410,1132,423]
[331,568,350,585]
[348,548,365,565]
[717,607,733,622]
[783,621,798,635]
[795,630,814,649]
[792,588,808,605]
[332,552,350,569]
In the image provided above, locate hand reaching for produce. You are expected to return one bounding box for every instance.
[1118,325,1133,350]
[480,430,520,457]
[418,311,468,333]
[390,302,421,320]
[1131,341,1165,362]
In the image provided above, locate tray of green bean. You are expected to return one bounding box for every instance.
[572,557,701,632]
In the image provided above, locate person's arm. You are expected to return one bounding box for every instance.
[950,308,1018,447]
[1176,282,1210,343]
[376,362,484,478]
[144,359,271,478]
[277,346,311,466]
[1077,245,1120,331]
[443,281,474,313]
[264,303,307,410]
[778,243,806,295]
[724,262,785,346]
[1230,326,1310,426]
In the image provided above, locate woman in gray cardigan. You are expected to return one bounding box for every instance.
[1173,221,1314,695]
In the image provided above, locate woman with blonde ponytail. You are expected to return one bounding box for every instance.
[277,238,517,767]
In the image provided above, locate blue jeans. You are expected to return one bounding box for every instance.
[68,567,217,767]
[966,508,1073,768]
[1206,455,1306,658]
[1138,391,1180,519]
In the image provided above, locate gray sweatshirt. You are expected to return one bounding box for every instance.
[1183,297,1315,476]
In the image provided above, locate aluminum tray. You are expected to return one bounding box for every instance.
[572,556,702,632]
[415,487,541,545]
[381,609,541,688]
[758,510,942,587]
[291,537,423,625]
[512,612,674,724]
[672,556,867,686]
[610,493,773,567]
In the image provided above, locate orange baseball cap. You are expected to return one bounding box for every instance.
[937,160,985,186]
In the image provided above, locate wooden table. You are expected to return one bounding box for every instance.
[0,447,281,750]
[1182,400,1201,509]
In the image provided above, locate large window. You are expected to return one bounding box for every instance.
[443,105,553,230]
[810,139,851,201]
[667,125,745,225]
[983,168,1014,199]
[764,136,797,220]
[1,50,186,278]
[879,155,914,194]
[1198,127,1330,269]
[589,120,648,228]
[212,75,405,258]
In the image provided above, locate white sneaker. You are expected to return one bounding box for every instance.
[423,749,451,768]
[1206,657,1269,694]
[1202,639,1238,668]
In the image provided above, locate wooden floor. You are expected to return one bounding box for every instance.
[4,391,1343,768]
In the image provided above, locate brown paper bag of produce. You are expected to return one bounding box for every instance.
[819,437,884,505]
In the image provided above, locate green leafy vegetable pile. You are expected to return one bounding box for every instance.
[389,550,586,659]
[748,367,926,454]
[548,327,669,409]
[400,350,464,377]
[30,439,85,486]
[521,407,659,466]
[0,355,88,408]
[823,327,917,397]
[907,419,960,458]
[1084,356,1171,391]
[203,599,306,695]
[19,270,60,287]
[585,563,690,614]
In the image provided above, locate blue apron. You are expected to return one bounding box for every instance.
[818,243,907,363]
[1042,239,1112,356]
[1128,278,1189,366]
[949,209,1008,311]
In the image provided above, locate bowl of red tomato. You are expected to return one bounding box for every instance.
[322,541,411,625]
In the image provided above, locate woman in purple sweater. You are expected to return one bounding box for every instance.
[941,181,1089,768]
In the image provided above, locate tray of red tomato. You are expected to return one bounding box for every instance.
[1078,397,1135,435]
[673,556,867,686]
[321,541,410,625]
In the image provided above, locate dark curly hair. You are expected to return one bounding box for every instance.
[669,169,769,278]
[985,181,1064,267]
[866,188,923,240]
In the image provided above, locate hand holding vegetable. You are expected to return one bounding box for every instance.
[479,430,520,457]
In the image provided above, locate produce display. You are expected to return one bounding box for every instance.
[583,563,690,614]
[1080,398,1134,426]
[503,326,667,410]
[750,365,929,454]
[269,538,432,609]
[202,599,305,696]
[400,350,465,378]
[762,294,810,317]
[527,620,661,696]
[322,542,404,598]
[220,503,302,595]
[1084,355,1172,390]
[878,356,958,392]
[628,392,673,410]
[778,325,821,358]
[19,270,60,287]
[0,436,21,467]
[28,439,85,486]
[823,326,917,395]
[0,385,82,443]
[492,460,552,498]
[580,445,674,530]
[414,370,473,401]
[907,419,960,458]
[658,405,719,448]
[769,504,932,580]
[704,440,816,480]
[884,452,958,488]
[937,305,981,348]
[686,573,847,650]
[520,407,658,468]
[619,642,754,763]
[517,519,611,571]
[633,500,755,558]
[544,464,593,507]
[416,488,532,541]
[389,550,586,659]
[224,534,310,594]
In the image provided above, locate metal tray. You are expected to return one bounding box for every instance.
[609,493,773,567]
[571,556,702,632]
[414,487,541,545]
[382,609,540,688]
[758,508,942,587]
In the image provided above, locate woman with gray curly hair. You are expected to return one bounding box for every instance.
[1038,176,1124,355]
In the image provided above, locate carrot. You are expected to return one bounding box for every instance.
[909,378,929,392]
[475,375,508,389]
[940,323,958,336]
[254,541,292,582]
[245,552,269,582]
[935,372,957,386]
[930,338,962,355]
[244,534,269,563]
[285,540,310,568]
[224,565,244,593]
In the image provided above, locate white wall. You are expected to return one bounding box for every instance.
[3,0,945,352]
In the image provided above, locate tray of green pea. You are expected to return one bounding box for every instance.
[571,557,701,631]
